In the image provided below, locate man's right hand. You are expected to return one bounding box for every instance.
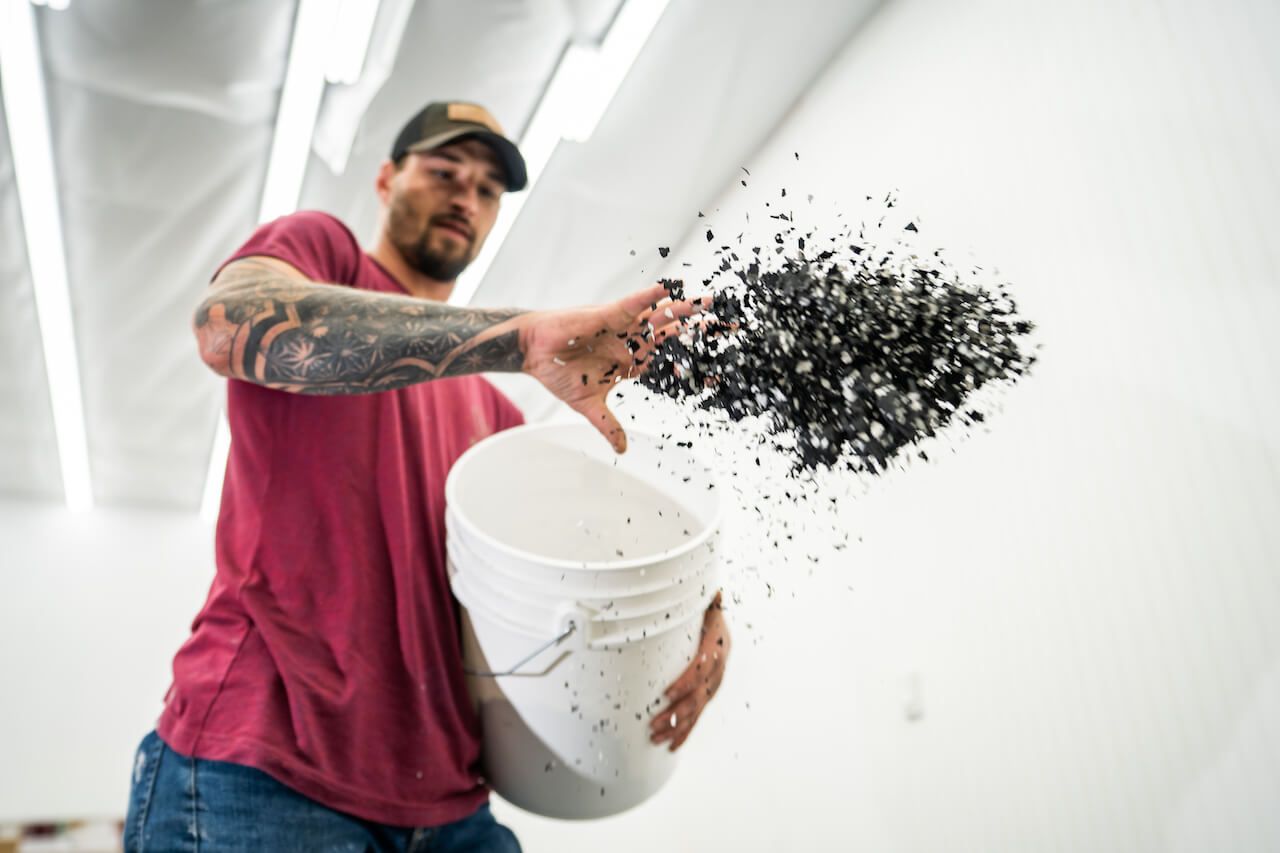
[517,283,703,453]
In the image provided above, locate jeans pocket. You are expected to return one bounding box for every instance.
[122,731,164,852]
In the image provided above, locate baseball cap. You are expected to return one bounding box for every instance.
[390,101,528,192]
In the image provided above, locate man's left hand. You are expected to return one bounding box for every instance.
[649,592,730,752]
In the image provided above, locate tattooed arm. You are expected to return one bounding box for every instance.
[194,256,528,394]
[194,255,704,451]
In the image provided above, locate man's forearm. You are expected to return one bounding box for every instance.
[194,270,528,394]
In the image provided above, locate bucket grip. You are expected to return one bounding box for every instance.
[463,623,578,678]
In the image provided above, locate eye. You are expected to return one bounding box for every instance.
[429,167,455,181]
[479,185,499,200]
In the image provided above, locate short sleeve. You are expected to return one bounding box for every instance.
[214,210,362,286]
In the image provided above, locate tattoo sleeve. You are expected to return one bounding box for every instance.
[193,259,528,394]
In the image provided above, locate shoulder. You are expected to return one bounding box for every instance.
[218,210,361,284]
[278,210,358,243]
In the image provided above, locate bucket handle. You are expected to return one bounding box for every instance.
[462,623,576,678]
[462,603,596,678]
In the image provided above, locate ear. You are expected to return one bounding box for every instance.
[375,159,398,205]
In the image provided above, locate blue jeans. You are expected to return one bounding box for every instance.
[124,731,521,853]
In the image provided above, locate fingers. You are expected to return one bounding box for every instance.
[575,395,627,454]
[624,283,707,334]
[648,643,727,750]
[618,283,674,317]
[649,688,707,752]
[663,646,715,704]
[644,310,717,352]
[631,315,706,373]
[659,648,717,716]
[662,600,729,698]
[537,286,712,452]
[669,713,700,751]
[650,688,697,745]
[648,320,687,350]
[603,288,710,379]
[637,295,708,329]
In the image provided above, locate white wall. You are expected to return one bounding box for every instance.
[497,0,1280,850]
[0,501,214,822]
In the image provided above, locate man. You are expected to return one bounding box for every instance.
[123,102,729,852]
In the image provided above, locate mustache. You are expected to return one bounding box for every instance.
[429,215,474,241]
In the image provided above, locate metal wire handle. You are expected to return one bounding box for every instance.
[463,622,578,678]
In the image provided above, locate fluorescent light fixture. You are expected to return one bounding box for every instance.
[1,0,93,510]
[202,0,344,521]
[450,0,670,306]
[562,0,670,143]
[258,0,338,223]
[325,0,381,86]
[313,0,408,175]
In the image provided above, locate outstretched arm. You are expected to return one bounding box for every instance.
[194,256,701,451]
[194,256,527,393]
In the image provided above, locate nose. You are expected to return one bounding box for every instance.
[446,173,483,220]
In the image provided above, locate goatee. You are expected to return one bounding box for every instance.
[407,238,470,282]
[389,195,473,281]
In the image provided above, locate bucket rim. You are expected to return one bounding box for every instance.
[454,569,712,649]
[446,530,715,601]
[445,422,724,573]
[449,549,715,624]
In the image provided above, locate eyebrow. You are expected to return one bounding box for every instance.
[425,149,505,189]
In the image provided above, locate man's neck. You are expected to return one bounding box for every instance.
[369,236,455,303]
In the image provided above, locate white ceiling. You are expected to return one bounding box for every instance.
[0,0,883,511]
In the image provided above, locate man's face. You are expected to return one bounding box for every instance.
[382,137,506,281]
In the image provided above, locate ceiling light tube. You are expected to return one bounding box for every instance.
[325,0,381,85]
[450,0,670,306]
[258,0,338,223]
[1,0,93,510]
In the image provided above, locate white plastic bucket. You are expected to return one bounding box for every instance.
[447,527,718,631]
[444,422,721,819]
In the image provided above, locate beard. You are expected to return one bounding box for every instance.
[387,192,475,281]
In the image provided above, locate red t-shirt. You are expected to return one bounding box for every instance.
[157,211,524,827]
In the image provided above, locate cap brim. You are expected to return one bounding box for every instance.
[404,128,528,192]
